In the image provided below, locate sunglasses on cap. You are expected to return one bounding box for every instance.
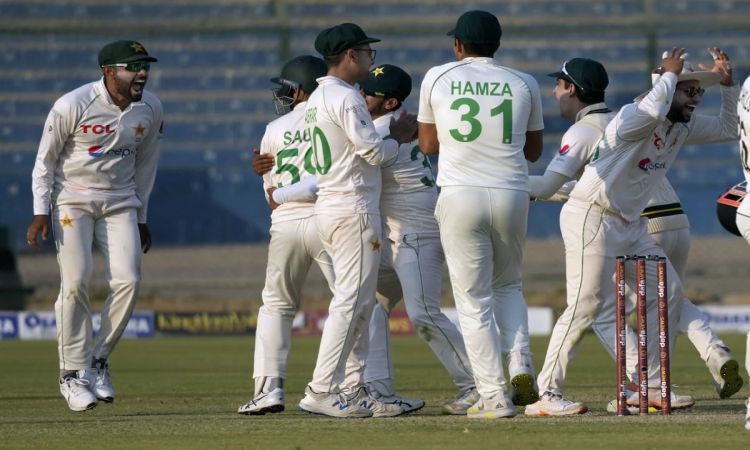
[559,60,584,91]
[680,86,705,98]
[103,62,151,72]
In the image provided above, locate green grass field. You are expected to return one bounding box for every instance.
[1,333,748,449]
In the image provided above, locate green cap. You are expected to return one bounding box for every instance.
[359,64,412,102]
[547,58,609,94]
[314,23,380,57]
[271,55,327,94]
[447,10,502,44]
[98,40,158,67]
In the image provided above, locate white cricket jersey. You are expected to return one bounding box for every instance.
[304,76,398,215]
[374,113,440,240]
[260,101,317,223]
[569,72,739,222]
[739,76,750,184]
[418,57,544,190]
[546,103,614,180]
[32,78,163,223]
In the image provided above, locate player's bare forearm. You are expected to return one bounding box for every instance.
[418,122,440,154]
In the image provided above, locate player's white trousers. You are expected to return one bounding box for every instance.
[592,226,727,384]
[309,213,381,393]
[364,234,475,394]
[435,186,531,400]
[52,197,141,371]
[253,217,334,389]
[538,200,684,394]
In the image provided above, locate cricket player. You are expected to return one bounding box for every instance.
[298,23,416,419]
[237,55,333,416]
[418,10,544,419]
[526,47,738,416]
[733,73,750,430]
[527,58,742,415]
[26,40,163,411]
[356,64,478,414]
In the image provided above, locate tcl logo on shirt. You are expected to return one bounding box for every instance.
[80,124,115,134]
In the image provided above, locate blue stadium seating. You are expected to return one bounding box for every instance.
[1,1,748,247]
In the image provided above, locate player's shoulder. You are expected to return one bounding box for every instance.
[495,65,540,91]
[423,61,468,81]
[266,106,305,132]
[53,80,99,112]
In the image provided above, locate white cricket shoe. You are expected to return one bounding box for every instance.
[368,385,424,414]
[441,387,480,415]
[466,393,516,419]
[510,373,539,406]
[59,372,98,412]
[508,356,539,406]
[82,364,115,403]
[298,385,372,418]
[238,388,284,415]
[345,386,405,418]
[625,385,694,410]
[524,391,588,416]
[707,348,744,399]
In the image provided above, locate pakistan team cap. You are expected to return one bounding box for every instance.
[548,58,609,94]
[314,23,380,57]
[359,64,412,102]
[447,10,502,44]
[98,40,158,67]
[271,55,328,94]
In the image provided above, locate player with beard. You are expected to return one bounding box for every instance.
[525,47,739,415]
[27,40,163,412]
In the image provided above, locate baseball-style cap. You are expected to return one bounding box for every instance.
[314,23,380,57]
[271,55,327,94]
[447,10,502,44]
[359,64,412,102]
[98,40,158,67]
[548,58,609,94]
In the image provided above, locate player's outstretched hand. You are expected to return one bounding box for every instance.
[138,223,152,254]
[699,47,734,86]
[26,214,49,250]
[660,47,686,76]
[389,110,418,144]
[251,147,274,176]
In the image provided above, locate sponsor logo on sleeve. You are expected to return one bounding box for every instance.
[638,158,666,172]
[559,144,571,155]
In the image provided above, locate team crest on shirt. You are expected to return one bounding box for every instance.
[559,144,571,155]
[60,214,74,228]
[371,239,381,251]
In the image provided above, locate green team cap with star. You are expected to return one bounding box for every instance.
[359,64,412,102]
[547,58,609,94]
[98,40,158,67]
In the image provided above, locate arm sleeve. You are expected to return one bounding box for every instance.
[417,68,436,124]
[529,170,572,201]
[31,105,74,215]
[272,175,319,204]
[134,98,164,223]
[685,83,741,144]
[616,73,677,142]
[340,92,398,166]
